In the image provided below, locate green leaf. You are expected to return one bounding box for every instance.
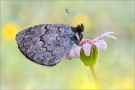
[80,46,98,67]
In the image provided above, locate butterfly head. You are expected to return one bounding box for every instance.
[71,23,84,45]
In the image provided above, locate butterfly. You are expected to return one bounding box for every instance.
[16,24,84,66]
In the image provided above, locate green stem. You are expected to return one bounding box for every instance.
[89,66,100,87]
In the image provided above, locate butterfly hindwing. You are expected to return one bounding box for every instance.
[16,24,75,66]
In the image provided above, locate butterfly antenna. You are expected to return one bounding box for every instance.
[83,33,89,39]
[66,9,78,25]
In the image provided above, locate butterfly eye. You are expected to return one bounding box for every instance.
[71,36,77,41]
[71,35,79,45]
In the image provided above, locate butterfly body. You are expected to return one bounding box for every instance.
[16,24,84,66]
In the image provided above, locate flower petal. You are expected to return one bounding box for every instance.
[74,46,82,57]
[83,43,92,56]
[94,40,107,51]
[65,45,82,60]
[92,32,116,42]
[65,51,72,60]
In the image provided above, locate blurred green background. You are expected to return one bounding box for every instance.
[0,0,134,89]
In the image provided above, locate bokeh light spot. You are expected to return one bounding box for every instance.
[1,23,19,41]
[72,13,91,28]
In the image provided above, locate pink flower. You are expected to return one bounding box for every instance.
[65,32,116,60]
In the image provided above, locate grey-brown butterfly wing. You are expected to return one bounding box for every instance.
[16,24,76,66]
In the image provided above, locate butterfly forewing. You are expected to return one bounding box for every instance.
[16,24,75,66]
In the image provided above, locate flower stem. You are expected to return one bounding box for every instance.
[89,66,100,88]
